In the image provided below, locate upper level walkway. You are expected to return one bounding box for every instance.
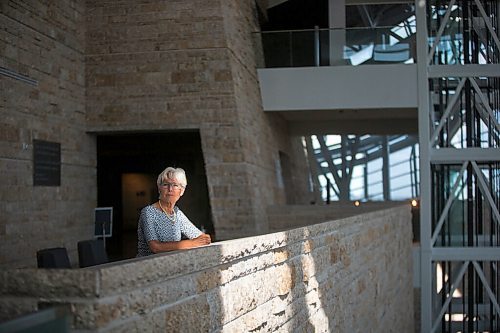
[253,26,419,135]
[258,64,418,135]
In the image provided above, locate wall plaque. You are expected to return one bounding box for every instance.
[33,139,61,186]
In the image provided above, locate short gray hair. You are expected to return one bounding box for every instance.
[157,167,187,187]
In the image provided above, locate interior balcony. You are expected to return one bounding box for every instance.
[254,26,419,136]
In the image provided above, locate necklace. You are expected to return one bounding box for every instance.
[158,200,176,222]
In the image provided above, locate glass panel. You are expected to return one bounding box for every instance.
[254,25,417,68]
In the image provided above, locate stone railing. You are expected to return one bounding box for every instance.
[267,201,406,232]
[0,205,413,332]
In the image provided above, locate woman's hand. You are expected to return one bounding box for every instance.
[190,233,211,247]
[148,233,211,253]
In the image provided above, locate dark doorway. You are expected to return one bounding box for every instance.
[96,131,213,261]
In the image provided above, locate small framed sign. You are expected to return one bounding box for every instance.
[94,207,113,238]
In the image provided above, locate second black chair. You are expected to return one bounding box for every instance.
[37,247,71,269]
[77,239,108,268]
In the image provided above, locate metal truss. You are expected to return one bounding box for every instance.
[417,0,500,332]
[309,134,419,201]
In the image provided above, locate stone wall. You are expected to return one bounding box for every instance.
[0,205,413,332]
[1,0,312,268]
[85,0,310,240]
[0,1,95,268]
[219,0,311,236]
[267,201,409,232]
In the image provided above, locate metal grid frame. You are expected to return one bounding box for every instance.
[417,0,500,332]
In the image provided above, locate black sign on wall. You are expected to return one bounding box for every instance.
[33,140,61,186]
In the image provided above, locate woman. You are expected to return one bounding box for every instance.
[137,167,211,257]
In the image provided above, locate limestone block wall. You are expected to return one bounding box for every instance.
[221,0,310,219]
[267,201,409,232]
[85,0,310,240]
[0,1,96,268]
[0,205,413,332]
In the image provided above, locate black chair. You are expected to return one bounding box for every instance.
[37,247,71,269]
[77,239,108,268]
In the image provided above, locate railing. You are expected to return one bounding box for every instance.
[253,26,417,68]
[0,207,414,332]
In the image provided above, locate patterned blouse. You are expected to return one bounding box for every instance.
[137,204,202,257]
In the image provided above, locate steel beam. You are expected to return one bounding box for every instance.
[430,147,500,163]
[432,248,500,261]
[416,1,432,332]
[428,64,500,78]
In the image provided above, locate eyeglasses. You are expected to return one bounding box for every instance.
[160,182,183,190]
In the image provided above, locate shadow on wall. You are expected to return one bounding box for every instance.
[280,230,329,331]
[164,229,331,331]
[0,206,413,331]
[109,207,411,331]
